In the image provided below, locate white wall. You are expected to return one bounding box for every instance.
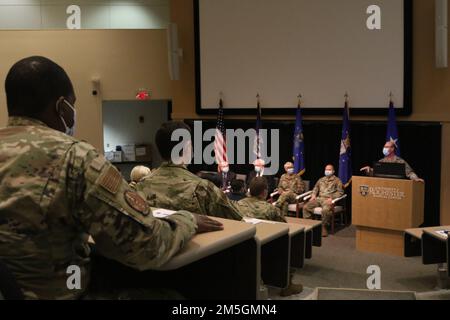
[102,100,170,168]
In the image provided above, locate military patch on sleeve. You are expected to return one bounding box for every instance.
[98,166,122,195]
[124,191,150,216]
[90,155,106,172]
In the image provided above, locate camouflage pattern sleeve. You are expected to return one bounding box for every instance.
[312,179,321,197]
[195,180,243,221]
[68,143,198,271]
[404,161,419,180]
[268,205,287,223]
[278,174,287,192]
[332,178,345,199]
[294,177,305,195]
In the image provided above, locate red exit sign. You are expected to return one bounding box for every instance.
[136,89,151,101]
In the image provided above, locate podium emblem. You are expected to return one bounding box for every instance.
[360,185,370,197]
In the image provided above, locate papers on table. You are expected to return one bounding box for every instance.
[243,218,277,225]
[152,208,178,218]
[435,230,449,239]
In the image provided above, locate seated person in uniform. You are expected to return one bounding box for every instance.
[227,179,247,202]
[136,122,243,221]
[275,162,305,216]
[360,141,424,183]
[0,56,222,300]
[236,177,286,222]
[303,164,344,237]
[129,165,151,189]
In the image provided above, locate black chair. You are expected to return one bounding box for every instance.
[0,260,24,300]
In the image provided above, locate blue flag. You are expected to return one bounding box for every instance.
[386,101,401,156]
[293,105,305,175]
[338,101,352,187]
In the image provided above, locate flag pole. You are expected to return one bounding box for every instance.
[256,93,261,160]
[296,93,305,176]
[297,94,302,105]
[341,92,352,188]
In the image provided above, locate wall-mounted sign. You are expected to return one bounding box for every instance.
[0,1,169,30]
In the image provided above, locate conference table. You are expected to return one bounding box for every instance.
[404,226,450,277]
[286,217,323,259]
[89,217,258,299]
[88,208,313,300]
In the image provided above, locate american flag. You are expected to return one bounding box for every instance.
[214,98,228,164]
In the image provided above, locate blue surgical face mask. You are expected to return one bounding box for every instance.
[383,148,391,157]
[287,168,295,174]
[325,170,334,177]
[58,99,76,136]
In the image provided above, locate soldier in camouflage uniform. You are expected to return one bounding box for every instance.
[237,177,286,223]
[303,165,344,237]
[0,56,222,300]
[275,162,305,216]
[360,141,424,182]
[136,122,243,221]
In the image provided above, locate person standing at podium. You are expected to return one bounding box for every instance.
[360,141,424,183]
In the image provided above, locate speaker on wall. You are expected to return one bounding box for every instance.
[436,0,448,68]
[167,23,183,80]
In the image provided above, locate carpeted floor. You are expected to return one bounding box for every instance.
[269,226,449,300]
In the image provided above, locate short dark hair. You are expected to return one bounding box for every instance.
[5,56,74,117]
[249,177,268,197]
[155,121,192,161]
[231,179,245,193]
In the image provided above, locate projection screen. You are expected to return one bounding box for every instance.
[194,0,412,115]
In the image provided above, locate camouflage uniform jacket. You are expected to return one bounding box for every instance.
[379,155,419,180]
[236,197,286,223]
[312,175,344,199]
[278,174,305,195]
[136,162,243,221]
[0,117,197,300]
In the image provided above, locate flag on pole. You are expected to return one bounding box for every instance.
[338,97,352,187]
[214,97,228,164]
[253,94,263,159]
[386,99,401,156]
[293,98,305,175]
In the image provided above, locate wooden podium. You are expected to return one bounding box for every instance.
[352,176,425,256]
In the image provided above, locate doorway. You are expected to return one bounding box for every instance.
[102,100,171,181]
